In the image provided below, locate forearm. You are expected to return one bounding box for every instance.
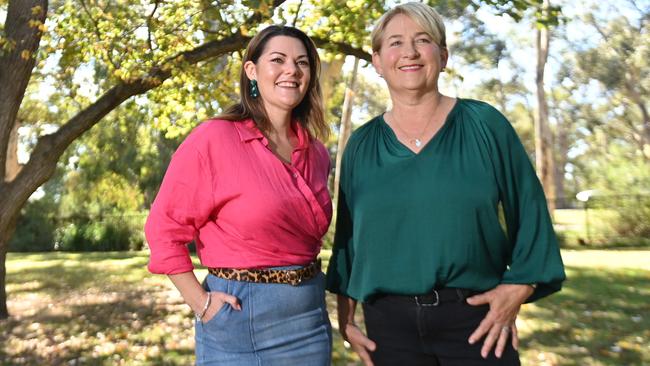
[168,271,208,314]
[336,294,358,338]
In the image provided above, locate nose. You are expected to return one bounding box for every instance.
[403,41,420,58]
[284,62,302,76]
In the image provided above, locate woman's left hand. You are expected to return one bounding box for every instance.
[466,284,534,359]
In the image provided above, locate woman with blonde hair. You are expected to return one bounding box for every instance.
[327,3,565,365]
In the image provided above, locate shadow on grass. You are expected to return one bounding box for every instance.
[4,252,649,365]
[6,253,150,296]
[1,286,195,365]
[520,265,650,366]
[2,252,194,365]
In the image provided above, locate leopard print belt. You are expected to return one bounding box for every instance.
[208,258,321,286]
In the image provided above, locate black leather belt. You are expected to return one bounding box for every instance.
[377,288,481,307]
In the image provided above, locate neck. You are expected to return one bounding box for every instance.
[264,105,293,139]
[389,89,443,122]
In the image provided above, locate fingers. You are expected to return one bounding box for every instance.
[200,292,242,324]
[468,317,491,345]
[215,292,241,311]
[469,311,518,358]
[465,292,490,306]
[494,325,511,358]
[345,324,376,366]
[356,346,375,366]
[479,322,503,358]
[511,323,519,351]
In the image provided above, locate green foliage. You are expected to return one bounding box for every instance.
[55,172,146,252]
[7,0,570,254]
[8,198,57,252]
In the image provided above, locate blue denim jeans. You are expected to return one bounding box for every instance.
[195,267,332,365]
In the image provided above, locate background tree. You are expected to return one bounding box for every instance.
[0,0,559,319]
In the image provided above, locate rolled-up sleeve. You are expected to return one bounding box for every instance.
[144,131,215,274]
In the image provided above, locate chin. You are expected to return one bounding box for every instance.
[397,84,429,92]
[281,96,306,107]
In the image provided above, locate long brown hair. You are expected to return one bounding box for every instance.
[216,25,329,141]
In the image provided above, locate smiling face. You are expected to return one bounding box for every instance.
[244,35,311,118]
[372,13,447,95]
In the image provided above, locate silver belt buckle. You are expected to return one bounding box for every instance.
[414,289,440,307]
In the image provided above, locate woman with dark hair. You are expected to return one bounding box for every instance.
[145,25,332,365]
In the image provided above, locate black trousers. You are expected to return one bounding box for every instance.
[362,292,521,366]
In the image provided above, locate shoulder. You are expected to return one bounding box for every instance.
[172,119,243,161]
[340,115,382,163]
[456,99,508,124]
[310,137,331,161]
[455,98,517,139]
[347,115,382,149]
[182,118,241,147]
[190,118,240,139]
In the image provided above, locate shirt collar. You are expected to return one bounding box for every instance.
[293,121,310,151]
[234,119,264,142]
[234,118,311,151]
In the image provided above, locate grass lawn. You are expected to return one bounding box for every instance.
[553,209,650,248]
[1,249,649,365]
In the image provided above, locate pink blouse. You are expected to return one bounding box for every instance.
[144,119,332,274]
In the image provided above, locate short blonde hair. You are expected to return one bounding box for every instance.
[371,2,447,53]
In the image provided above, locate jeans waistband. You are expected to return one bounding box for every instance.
[375,288,481,307]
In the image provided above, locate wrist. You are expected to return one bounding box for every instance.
[194,292,211,321]
[339,321,357,341]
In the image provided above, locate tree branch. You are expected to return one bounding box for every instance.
[312,37,371,62]
[8,0,369,209]
[292,0,304,27]
[9,30,249,207]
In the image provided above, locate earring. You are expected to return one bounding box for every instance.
[249,79,259,98]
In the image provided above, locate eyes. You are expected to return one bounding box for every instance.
[270,57,310,67]
[389,38,432,47]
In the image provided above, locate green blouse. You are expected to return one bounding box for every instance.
[326,98,565,302]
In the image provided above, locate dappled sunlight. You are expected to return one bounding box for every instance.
[517,264,650,365]
[561,250,650,270]
[2,251,649,365]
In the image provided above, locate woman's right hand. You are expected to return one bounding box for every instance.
[342,322,376,366]
[200,291,241,323]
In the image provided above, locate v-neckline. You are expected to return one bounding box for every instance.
[381,98,460,156]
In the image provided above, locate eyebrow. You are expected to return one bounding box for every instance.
[387,32,430,39]
[269,51,308,59]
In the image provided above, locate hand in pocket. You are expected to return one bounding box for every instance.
[201,291,242,324]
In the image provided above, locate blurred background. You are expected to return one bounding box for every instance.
[1,0,648,365]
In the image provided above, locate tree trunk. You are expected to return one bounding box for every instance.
[534,0,556,214]
[0,0,48,320]
[554,115,569,209]
[0,0,48,182]
[320,57,345,109]
[0,248,7,319]
[0,213,18,319]
[5,121,22,182]
[0,0,373,320]
[334,58,359,203]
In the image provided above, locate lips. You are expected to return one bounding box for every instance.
[398,64,423,71]
[276,81,300,88]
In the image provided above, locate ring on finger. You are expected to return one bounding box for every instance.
[501,325,511,333]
